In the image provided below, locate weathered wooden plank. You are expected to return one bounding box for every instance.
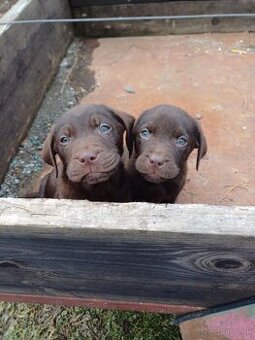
[0,198,254,311]
[0,0,73,182]
[1,198,255,236]
[72,0,255,36]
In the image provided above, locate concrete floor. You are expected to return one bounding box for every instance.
[81,33,255,205]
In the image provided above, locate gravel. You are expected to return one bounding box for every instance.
[0,39,95,197]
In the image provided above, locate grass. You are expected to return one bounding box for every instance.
[0,302,181,340]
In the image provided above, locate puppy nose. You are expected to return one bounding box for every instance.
[148,154,165,168]
[78,151,97,164]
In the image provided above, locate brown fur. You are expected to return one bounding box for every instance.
[128,104,207,203]
[39,104,134,202]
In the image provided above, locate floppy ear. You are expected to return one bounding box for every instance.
[194,120,207,171]
[113,110,135,156]
[41,127,58,178]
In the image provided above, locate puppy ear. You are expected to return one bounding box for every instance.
[38,173,50,198]
[113,110,135,156]
[194,120,207,171]
[41,127,58,178]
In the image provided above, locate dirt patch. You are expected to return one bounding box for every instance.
[81,33,255,205]
[69,39,99,99]
[1,33,255,205]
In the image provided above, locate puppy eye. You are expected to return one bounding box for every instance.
[99,123,111,134]
[176,136,188,146]
[140,128,151,139]
[59,135,70,145]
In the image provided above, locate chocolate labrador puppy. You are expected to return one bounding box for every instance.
[39,104,134,202]
[128,105,207,203]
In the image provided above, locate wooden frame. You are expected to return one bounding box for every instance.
[0,0,254,316]
[71,0,255,37]
[0,198,254,314]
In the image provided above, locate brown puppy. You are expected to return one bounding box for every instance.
[128,105,207,203]
[39,104,134,202]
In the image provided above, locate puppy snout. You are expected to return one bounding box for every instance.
[78,150,98,165]
[148,154,166,169]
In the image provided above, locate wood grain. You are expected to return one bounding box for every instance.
[0,198,255,236]
[0,0,73,181]
[72,0,255,37]
[0,198,254,310]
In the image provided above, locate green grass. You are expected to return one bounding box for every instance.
[0,303,181,340]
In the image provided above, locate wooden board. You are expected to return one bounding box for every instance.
[0,0,73,182]
[72,0,255,37]
[0,198,254,313]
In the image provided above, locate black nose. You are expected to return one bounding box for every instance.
[148,154,165,168]
[78,151,97,165]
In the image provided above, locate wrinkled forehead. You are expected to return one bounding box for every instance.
[136,108,195,135]
[55,106,120,132]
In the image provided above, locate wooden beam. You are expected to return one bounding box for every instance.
[0,198,254,312]
[0,0,73,182]
[72,0,255,37]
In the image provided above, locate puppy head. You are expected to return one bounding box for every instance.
[133,105,207,184]
[42,104,134,185]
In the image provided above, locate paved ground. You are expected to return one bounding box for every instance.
[81,33,255,205]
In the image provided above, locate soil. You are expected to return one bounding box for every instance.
[1,33,255,206]
[80,32,255,205]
